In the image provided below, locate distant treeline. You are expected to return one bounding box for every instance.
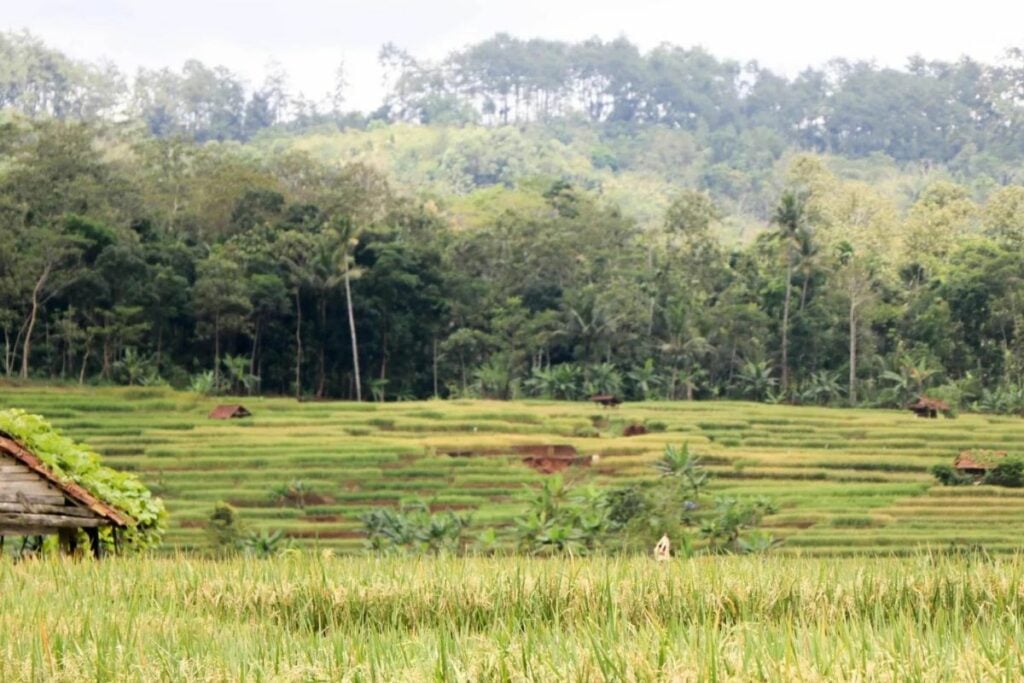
[5,118,1024,412]
[5,30,1024,164]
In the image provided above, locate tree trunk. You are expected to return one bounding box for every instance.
[250,321,260,379]
[317,298,326,398]
[849,294,858,405]
[20,265,51,379]
[294,289,302,400]
[79,344,91,385]
[781,259,793,395]
[3,328,11,377]
[433,338,439,398]
[213,314,221,389]
[343,262,362,402]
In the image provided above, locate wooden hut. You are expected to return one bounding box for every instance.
[908,397,949,419]
[208,404,252,420]
[0,433,129,556]
[954,450,1006,478]
[590,395,622,408]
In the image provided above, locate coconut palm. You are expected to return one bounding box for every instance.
[771,191,808,394]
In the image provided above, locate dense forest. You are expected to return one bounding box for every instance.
[5,31,1024,411]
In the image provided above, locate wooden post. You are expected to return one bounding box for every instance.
[85,527,100,559]
[58,528,78,555]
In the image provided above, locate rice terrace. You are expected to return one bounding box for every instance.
[6,385,1024,555]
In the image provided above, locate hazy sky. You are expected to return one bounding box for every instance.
[4,0,1024,111]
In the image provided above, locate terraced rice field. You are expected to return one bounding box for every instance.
[2,385,1024,555]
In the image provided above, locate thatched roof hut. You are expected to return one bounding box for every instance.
[0,433,129,556]
[208,404,252,420]
[909,397,949,418]
[954,450,1007,477]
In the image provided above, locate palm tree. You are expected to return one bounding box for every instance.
[771,192,807,395]
[280,232,315,400]
[329,217,364,402]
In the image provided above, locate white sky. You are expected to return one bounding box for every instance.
[3,0,1023,112]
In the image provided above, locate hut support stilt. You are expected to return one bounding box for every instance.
[86,528,100,559]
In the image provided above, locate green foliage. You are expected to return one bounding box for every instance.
[240,529,293,558]
[984,459,1024,488]
[699,496,778,554]
[0,409,166,549]
[931,465,973,487]
[513,477,609,556]
[269,480,315,509]
[361,501,470,555]
[206,501,244,553]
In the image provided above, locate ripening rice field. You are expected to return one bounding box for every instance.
[3,385,1024,555]
[3,554,1024,681]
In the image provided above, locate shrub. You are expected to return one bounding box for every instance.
[984,459,1024,488]
[241,529,293,558]
[931,464,973,486]
[573,425,600,438]
[362,500,470,555]
[207,501,244,552]
[645,420,668,432]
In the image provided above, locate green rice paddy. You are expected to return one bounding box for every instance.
[2,385,1024,556]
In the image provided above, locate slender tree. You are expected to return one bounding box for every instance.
[771,191,806,395]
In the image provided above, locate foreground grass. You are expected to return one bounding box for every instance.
[2,553,1024,681]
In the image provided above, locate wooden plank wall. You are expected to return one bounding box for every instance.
[0,453,107,534]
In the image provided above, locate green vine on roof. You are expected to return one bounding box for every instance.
[0,409,166,550]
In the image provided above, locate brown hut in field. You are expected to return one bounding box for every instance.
[908,397,949,419]
[623,423,648,437]
[954,450,1006,478]
[590,395,622,408]
[0,434,129,557]
[208,404,252,420]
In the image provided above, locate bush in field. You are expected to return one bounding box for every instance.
[931,464,973,486]
[610,444,779,555]
[361,500,470,555]
[189,370,223,396]
[984,459,1024,488]
[269,480,315,508]
[240,529,293,558]
[699,496,777,554]
[206,501,244,553]
[514,477,609,556]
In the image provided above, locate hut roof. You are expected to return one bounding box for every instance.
[954,450,1007,471]
[910,397,950,412]
[208,404,252,420]
[0,433,130,527]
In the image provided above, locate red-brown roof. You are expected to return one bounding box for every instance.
[910,397,950,412]
[0,434,130,527]
[208,404,252,419]
[954,450,1007,471]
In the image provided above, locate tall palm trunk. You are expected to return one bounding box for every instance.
[294,289,302,400]
[317,298,327,398]
[213,314,221,389]
[848,295,858,404]
[343,260,362,402]
[781,257,793,394]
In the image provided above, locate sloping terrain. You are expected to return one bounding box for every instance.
[2,385,1022,555]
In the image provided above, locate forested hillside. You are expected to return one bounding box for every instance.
[4,31,1024,410]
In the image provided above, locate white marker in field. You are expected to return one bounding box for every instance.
[654,534,671,561]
